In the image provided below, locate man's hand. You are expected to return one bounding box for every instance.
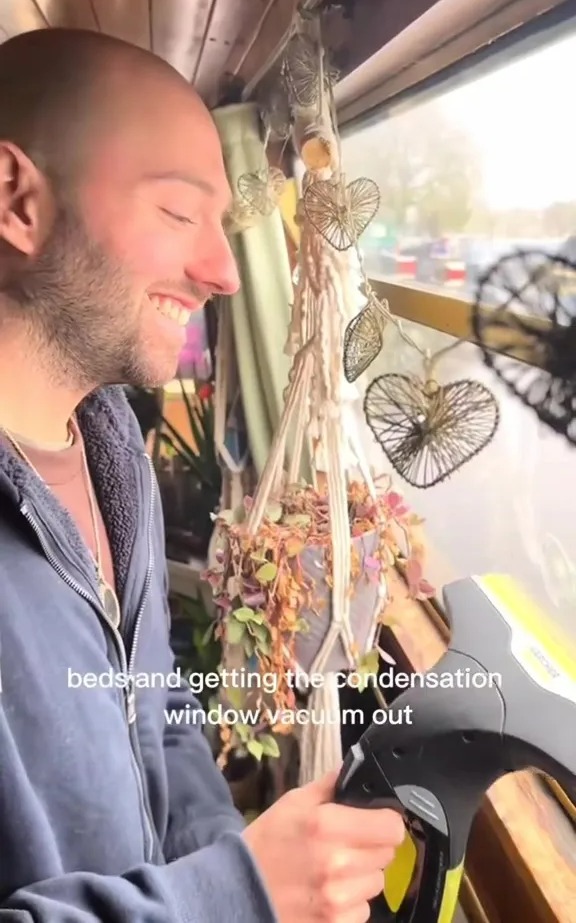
[242,768,406,922]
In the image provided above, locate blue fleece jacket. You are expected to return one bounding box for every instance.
[0,385,277,922]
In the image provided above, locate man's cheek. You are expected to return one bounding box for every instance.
[136,232,176,270]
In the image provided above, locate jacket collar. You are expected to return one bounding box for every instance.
[0,385,146,603]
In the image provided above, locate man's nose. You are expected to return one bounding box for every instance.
[187,225,241,296]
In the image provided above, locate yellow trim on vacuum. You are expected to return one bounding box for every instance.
[475,574,576,694]
[382,827,418,911]
[438,866,465,922]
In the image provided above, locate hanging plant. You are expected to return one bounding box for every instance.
[206,5,439,780]
[202,478,434,760]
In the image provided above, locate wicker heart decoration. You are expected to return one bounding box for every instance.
[237,167,286,217]
[303,177,380,251]
[281,33,339,108]
[343,298,388,382]
[364,373,500,488]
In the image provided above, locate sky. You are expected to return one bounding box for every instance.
[436,29,576,209]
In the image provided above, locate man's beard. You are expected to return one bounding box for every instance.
[2,200,156,390]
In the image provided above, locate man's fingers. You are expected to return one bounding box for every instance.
[337,907,372,923]
[326,846,398,878]
[315,803,407,847]
[323,869,387,909]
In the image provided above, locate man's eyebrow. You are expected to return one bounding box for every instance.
[144,171,216,195]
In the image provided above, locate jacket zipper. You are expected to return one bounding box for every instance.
[19,451,158,862]
[127,453,156,689]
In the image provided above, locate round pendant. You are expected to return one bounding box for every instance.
[100,580,121,629]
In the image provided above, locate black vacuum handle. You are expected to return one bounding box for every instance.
[335,742,453,923]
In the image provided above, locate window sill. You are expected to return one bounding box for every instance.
[366,274,551,368]
[382,566,576,922]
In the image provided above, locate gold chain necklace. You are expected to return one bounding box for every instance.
[0,419,122,630]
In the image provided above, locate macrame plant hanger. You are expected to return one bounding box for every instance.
[241,9,386,785]
[213,296,251,513]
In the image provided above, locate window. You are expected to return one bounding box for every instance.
[353,316,576,643]
[341,29,576,299]
[339,29,576,645]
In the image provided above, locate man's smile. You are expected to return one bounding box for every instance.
[147,293,195,327]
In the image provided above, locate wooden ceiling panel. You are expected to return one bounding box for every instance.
[0,0,50,34]
[0,0,409,109]
[0,0,304,105]
[232,0,298,93]
[221,0,278,76]
[150,0,213,81]
[193,0,256,105]
[34,0,98,30]
[93,0,150,50]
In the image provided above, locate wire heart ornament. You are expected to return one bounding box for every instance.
[363,373,500,488]
[343,296,389,382]
[472,249,576,446]
[281,33,339,109]
[303,177,380,250]
[224,199,260,234]
[237,167,286,217]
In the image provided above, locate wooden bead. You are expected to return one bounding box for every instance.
[301,136,333,170]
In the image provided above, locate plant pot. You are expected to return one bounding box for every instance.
[292,529,382,675]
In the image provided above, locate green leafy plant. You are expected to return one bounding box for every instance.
[169,593,222,711]
[160,373,221,495]
[202,479,435,761]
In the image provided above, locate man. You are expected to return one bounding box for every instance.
[0,27,405,922]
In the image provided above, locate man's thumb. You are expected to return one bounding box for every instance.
[299,767,341,802]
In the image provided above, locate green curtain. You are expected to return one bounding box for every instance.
[211,102,294,478]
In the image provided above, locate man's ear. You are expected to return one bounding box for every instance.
[0,141,53,256]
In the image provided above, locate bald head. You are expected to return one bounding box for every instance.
[0,27,238,396]
[0,28,198,185]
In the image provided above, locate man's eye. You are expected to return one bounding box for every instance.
[160,207,194,225]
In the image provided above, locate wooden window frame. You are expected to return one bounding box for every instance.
[335,0,575,132]
[365,276,551,367]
